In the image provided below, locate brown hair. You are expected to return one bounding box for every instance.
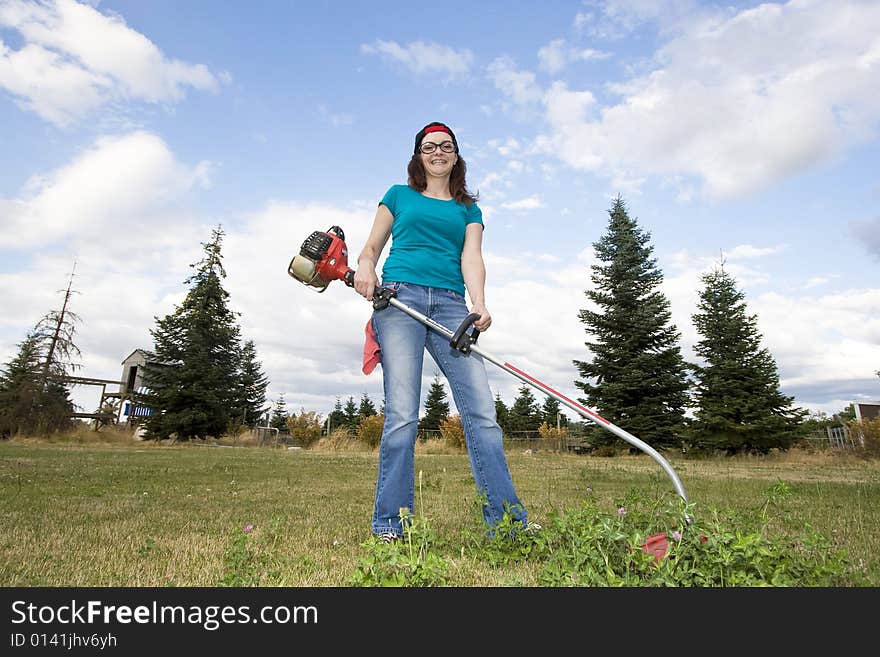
[407,155,479,207]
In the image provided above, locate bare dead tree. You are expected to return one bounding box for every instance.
[36,262,83,393]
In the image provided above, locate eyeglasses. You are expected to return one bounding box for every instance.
[419,140,456,154]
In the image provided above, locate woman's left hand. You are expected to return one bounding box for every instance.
[470,303,492,332]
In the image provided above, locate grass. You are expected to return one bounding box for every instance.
[1,435,879,586]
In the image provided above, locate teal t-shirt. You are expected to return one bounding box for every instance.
[379,184,483,296]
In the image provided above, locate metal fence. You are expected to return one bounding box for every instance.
[806,425,862,450]
[254,426,279,446]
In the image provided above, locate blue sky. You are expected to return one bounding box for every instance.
[1,0,879,423]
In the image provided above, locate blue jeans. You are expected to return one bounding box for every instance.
[370,281,527,537]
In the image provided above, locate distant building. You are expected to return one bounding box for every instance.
[854,401,880,423]
[118,349,175,425]
[120,349,152,395]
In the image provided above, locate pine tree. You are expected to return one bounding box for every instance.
[508,385,542,437]
[237,340,269,426]
[541,395,567,428]
[0,334,42,437]
[358,393,377,418]
[573,196,690,449]
[0,332,77,438]
[326,397,346,434]
[690,265,806,454]
[0,267,82,437]
[494,392,510,435]
[269,393,289,431]
[343,396,360,431]
[419,373,450,437]
[142,226,243,440]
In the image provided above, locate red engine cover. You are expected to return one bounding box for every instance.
[315,231,352,283]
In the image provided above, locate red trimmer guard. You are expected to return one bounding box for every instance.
[642,532,669,563]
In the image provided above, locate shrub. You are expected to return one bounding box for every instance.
[439,414,465,451]
[310,427,361,452]
[286,409,323,447]
[850,418,880,459]
[357,414,385,449]
[538,421,568,451]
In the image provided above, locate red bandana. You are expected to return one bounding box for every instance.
[424,125,451,136]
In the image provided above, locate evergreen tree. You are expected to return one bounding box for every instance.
[0,333,76,438]
[419,373,450,436]
[835,404,856,423]
[143,226,244,440]
[508,385,542,437]
[269,393,289,431]
[573,196,690,450]
[343,396,360,431]
[494,392,510,435]
[690,266,806,454]
[1,334,48,437]
[358,393,377,418]
[237,340,269,426]
[541,395,568,428]
[0,268,81,437]
[326,397,346,434]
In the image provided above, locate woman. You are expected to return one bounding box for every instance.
[354,121,530,541]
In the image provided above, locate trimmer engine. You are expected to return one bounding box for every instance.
[288,225,354,292]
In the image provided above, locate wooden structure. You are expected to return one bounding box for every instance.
[57,374,128,429]
[57,349,168,430]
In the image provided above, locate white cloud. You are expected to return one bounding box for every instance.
[0,0,221,126]
[803,276,832,290]
[500,196,545,211]
[753,290,880,388]
[488,137,522,157]
[725,244,785,259]
[538,38,610,74]
[540,1,880,199]
[574,12,592,32]
[0,131,213,250]
[487,56,542,105]
[476,171,511,201]
[538,39,568,75]
[580,0,704,39]
[361,39,473,80]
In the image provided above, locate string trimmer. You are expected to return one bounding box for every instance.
[289,226,691,554]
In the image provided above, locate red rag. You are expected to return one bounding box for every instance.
[362,319,381,375]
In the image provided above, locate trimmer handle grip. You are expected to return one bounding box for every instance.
[451,313,481,353]
[372,286,397,310]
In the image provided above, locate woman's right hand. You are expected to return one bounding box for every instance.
[354,262,379,300]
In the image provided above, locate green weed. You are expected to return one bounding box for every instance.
[219,519,283,587]
[350,508,448,587]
